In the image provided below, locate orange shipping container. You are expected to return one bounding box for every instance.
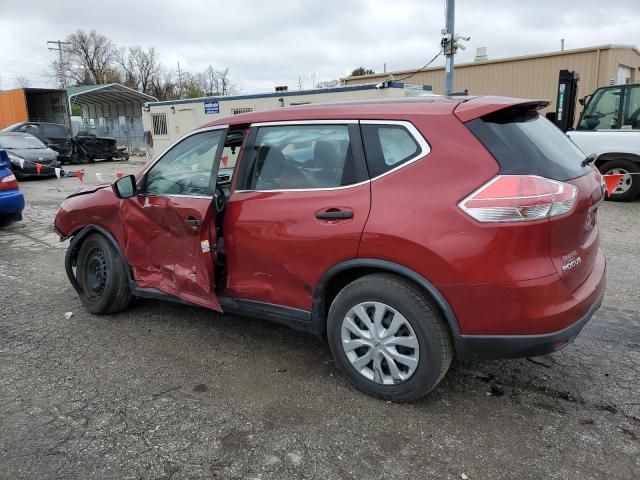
[0,89,29,129]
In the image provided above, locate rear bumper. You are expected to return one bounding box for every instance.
[454,290,603,361]
[449,249,606,361]
[0,189,25,219]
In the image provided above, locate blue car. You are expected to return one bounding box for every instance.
[0,150,25,224]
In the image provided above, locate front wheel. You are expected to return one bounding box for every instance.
[599,159,640,202]
[75,233,131,314]
[327,273,453,402]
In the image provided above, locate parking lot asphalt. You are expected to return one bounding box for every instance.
[0,158,638,480]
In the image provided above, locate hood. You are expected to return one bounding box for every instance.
[66,184,110,199]
[7,147,58,163]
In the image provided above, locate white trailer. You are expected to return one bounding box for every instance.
[141,82,433,157]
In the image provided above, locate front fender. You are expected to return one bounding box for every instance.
[64,225,133,296]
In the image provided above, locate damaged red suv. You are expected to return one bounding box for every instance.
[54,96,606,401]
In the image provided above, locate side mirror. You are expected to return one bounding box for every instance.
[112,174,137,199]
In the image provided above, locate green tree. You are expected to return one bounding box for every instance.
[350,67,375,76]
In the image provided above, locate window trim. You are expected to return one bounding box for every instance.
[138,124,229,198]
[233,119,429,193]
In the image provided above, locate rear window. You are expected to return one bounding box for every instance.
[39,124,70,138]
[466,109,590,181]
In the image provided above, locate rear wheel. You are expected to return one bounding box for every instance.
[599,159,640,202]
[327,273,453,402]
[76,233,131,314]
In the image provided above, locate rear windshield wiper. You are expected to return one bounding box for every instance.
[581,153,598,167]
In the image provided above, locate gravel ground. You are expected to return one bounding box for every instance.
[0,158,638,480]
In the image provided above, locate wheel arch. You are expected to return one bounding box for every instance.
[311,259,461,339]
[65,224,133,295]
[594,152,640,169]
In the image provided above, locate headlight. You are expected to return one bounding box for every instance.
[7,151,24,165]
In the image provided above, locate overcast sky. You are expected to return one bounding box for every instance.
[0,0,638,93]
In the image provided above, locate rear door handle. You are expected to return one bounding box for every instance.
[185,216,202,227]
[315,210,353,220]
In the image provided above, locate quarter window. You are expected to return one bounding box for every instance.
[144,130,224,196]
[244,124,356,190]
[361,124,421,177]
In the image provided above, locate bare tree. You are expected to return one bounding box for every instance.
[216,67,237,96]
[201,65,237,96]
[150,69,180,101]
[316,79,340,88]
[15,76,31,88]
[58,30,120,85]
[204,65,219,96]
[120,46,161,95]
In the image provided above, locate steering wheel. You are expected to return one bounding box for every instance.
[214,184,226,214]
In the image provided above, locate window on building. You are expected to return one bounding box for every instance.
[361,124,422,177]
[152,113,168,136]
[231,107,253,115]
[244,124,356,190]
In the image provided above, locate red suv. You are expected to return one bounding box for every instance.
[54,96,606,401]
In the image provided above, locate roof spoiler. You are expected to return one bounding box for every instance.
[453,97,550,123]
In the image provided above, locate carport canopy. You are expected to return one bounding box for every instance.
[67,83,157,120]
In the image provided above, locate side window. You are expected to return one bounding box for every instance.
[40,124,69,138]
[244,124,356,190]
[622,86,640,129]
[144,130,224,196]
[361,123,422,177]
[578,87,623,130]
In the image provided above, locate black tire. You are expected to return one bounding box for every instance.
[75,233,131,314]
[327,273,453,402]
[599,159,640,202]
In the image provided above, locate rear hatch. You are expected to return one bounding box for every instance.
[462,104,604,292]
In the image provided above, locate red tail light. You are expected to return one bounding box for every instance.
[459,175,577,223]
[0,174,19,191]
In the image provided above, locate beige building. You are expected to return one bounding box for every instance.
[342,44,640,119]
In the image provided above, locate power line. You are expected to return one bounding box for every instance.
[47,40,71,88]
[395,50,443,82]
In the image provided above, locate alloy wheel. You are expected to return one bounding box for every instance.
[341,301,420,385]
[605,167,632,194]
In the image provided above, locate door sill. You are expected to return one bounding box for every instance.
[131,284,316,333]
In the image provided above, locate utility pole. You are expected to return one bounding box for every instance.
[444,0,455,95]
[177,61,183,98]
[47,40,70,88]
[441,0,469,95]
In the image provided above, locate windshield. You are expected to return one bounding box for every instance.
[0,135,47,149]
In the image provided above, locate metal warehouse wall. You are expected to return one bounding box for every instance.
[343,45,640,118]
